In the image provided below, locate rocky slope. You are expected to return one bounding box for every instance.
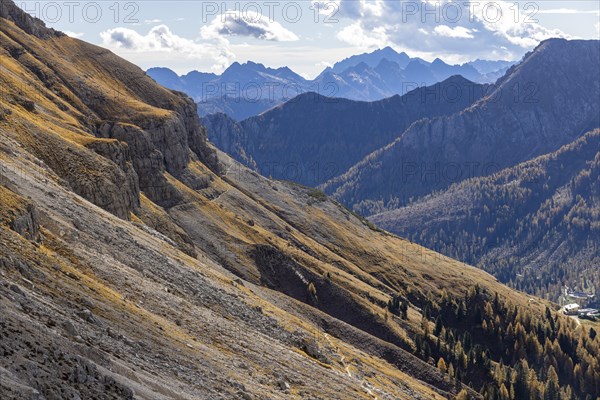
[202,76,489,187]
[1,2,598,399]
[322,39,600,215]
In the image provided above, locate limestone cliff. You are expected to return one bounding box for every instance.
[0,0,220,219]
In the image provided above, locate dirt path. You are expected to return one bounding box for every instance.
[324,333,378,399]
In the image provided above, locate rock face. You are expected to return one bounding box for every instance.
[94,121,184,209]
[1,190,41,242]
[203,76,489,187]
[0,0,63,38]
[94,91,221,210]
[0,0,219,218]
[8,204,39,241]
[322,39,600,215]
[81,139,141,219]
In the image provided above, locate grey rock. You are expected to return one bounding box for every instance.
[76,309,98,325]
[277,380,290,391]
[9,284,23,295]
[8,203,40,241]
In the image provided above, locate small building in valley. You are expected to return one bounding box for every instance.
[563,303,580,315]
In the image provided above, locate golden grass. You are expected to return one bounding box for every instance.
[0,186,30,226]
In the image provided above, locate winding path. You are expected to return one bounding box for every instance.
[323,333,378,399]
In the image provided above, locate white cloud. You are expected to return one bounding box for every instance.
[336,23,389,48]
[434,25,474,39]
[537,9,599,15]
[100,25,234,71]
[332,0,572,61]
[200,11,299,42]
[312,0,383,19]
[144,19,162,24]
[469,1,570,48]
[316,61,333,69]
[64,31,84,38]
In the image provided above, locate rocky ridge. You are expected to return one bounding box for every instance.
[321,39,600,215]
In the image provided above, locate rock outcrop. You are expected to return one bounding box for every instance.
[8,203,40,242]
[0,186,40,242]
[0,0,220,218]
[0,0,63,38]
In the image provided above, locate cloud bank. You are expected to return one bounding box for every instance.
[325,0,572,61]
[101,11,299,71]
[100,25,234,71]
[200,11,299,41]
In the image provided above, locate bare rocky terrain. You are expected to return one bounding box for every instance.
[1,2,598,399]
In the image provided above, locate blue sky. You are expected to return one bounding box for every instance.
[18,0,600,78]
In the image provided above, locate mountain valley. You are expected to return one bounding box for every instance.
[0,2,599,399]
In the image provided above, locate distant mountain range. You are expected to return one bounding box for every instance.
[147,47,513,120]
[202,76,490,187]
[322,39,600,214]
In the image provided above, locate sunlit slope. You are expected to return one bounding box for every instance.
[0,4,464,398]
[1,2,598,399]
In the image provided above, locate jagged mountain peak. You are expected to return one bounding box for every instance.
[375,58,400,68]
[332,46,412,72]
[0,0,63,38]
[404,58,429,69]
[374,46,401,58]
[149,49,513,119]
[321,38,600,215]
[347,61,372,73]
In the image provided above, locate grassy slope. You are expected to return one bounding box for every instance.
[0,7,588,399]
[0,14,458,399]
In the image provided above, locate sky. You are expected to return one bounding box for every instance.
[17,0,600,78]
